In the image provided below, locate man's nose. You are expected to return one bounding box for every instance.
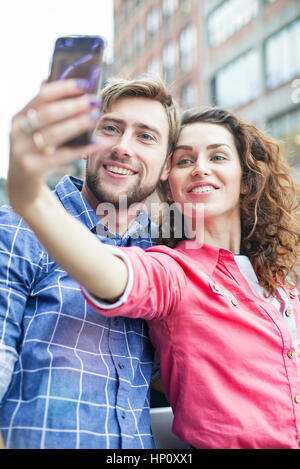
[112,132,133,158]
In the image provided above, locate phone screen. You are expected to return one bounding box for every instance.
[48,35,104,145]
[49,35,104,93]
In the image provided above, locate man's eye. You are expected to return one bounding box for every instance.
[140,133,154,141]
[103,125,117,133]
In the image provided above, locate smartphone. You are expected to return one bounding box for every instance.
[48,35,105,146]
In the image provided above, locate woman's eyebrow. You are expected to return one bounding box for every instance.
[207,143,231,150]
[173,144,193,152]
[174,143,232,152]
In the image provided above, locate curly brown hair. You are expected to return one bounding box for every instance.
[157,106,300,297]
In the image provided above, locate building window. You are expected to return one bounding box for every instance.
[121,40,132,67]
[180,24,197,72]
[123,0,131,22]
[268,107,300,177]
[163,40,178,83]
[268,107,300,140]
[265,19,300,90]
[134,25,145,56]
[162,0,178,28]
[181,83,196,109]
[147,8,160,40]
[213,49,261,108]
[147,57,162,76]
[162,0,178,17]
[207,0,259,48]
[180,0,193,14]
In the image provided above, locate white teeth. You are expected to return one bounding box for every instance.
[191,185,215,193]
[106,165,135,176]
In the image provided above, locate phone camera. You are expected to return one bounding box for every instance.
[64,39,74,47]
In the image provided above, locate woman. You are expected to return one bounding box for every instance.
[8,105,300,449]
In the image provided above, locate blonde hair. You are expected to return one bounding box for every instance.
[100,74,180,155]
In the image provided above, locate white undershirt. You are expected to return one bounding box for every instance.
[234,255,282,312]
[234,255,299,361]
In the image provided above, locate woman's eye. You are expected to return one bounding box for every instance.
[177,158,193,165]
[212,154,226,161]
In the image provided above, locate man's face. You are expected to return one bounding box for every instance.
[83,96,170,208]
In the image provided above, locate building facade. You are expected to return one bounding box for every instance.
[204,0,300,176]
[113,0,205,108]
[113,0,300,176]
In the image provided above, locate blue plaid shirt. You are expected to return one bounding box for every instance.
[0,175,156,449]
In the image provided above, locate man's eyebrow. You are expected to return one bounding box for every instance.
[100,117,124,125]
[135,123,162,138]
[100,117,162,138]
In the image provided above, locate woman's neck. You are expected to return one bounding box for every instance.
[188,214,242,254]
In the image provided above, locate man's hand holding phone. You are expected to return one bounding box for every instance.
[7,35,104,217]
[8,79,101,215]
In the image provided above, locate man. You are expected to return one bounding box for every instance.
[0,75,179,449]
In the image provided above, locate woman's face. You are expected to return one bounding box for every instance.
[168,122,243,224]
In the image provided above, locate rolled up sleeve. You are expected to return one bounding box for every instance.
[81,245,187,321]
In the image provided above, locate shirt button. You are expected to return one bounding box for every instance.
[287,349,296,359]
[285,308,292,317]
[121,412,126,419]
[118,363,124,369]
[231,298,238,307]
[295,395,300,404]
[214,284,220,291]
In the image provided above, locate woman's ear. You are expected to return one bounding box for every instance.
[164,180,174,202]
[240,179,248,195]
[160,154,172,182]
[157,154,174,202]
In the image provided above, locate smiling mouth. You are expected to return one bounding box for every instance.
[190,185,217,194]
[105,165,136,176]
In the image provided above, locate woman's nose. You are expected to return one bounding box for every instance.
[191,157,211,176]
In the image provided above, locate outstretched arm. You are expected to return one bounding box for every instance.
[21,185,128,301]
[8,80,128,301]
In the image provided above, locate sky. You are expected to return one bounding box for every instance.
[0,0,114,178]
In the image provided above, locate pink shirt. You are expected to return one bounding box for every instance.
[83,241,300,449]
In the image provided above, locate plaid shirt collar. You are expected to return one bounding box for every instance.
[54,175,154,241]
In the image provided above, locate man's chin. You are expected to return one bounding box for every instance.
[85,173,157,209]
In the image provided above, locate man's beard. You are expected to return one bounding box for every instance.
[85,159,164,209]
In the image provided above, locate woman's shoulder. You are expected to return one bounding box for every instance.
[146,240,213,264]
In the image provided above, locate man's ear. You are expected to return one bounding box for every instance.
[81,152,89,161]
[160,153,172,182]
